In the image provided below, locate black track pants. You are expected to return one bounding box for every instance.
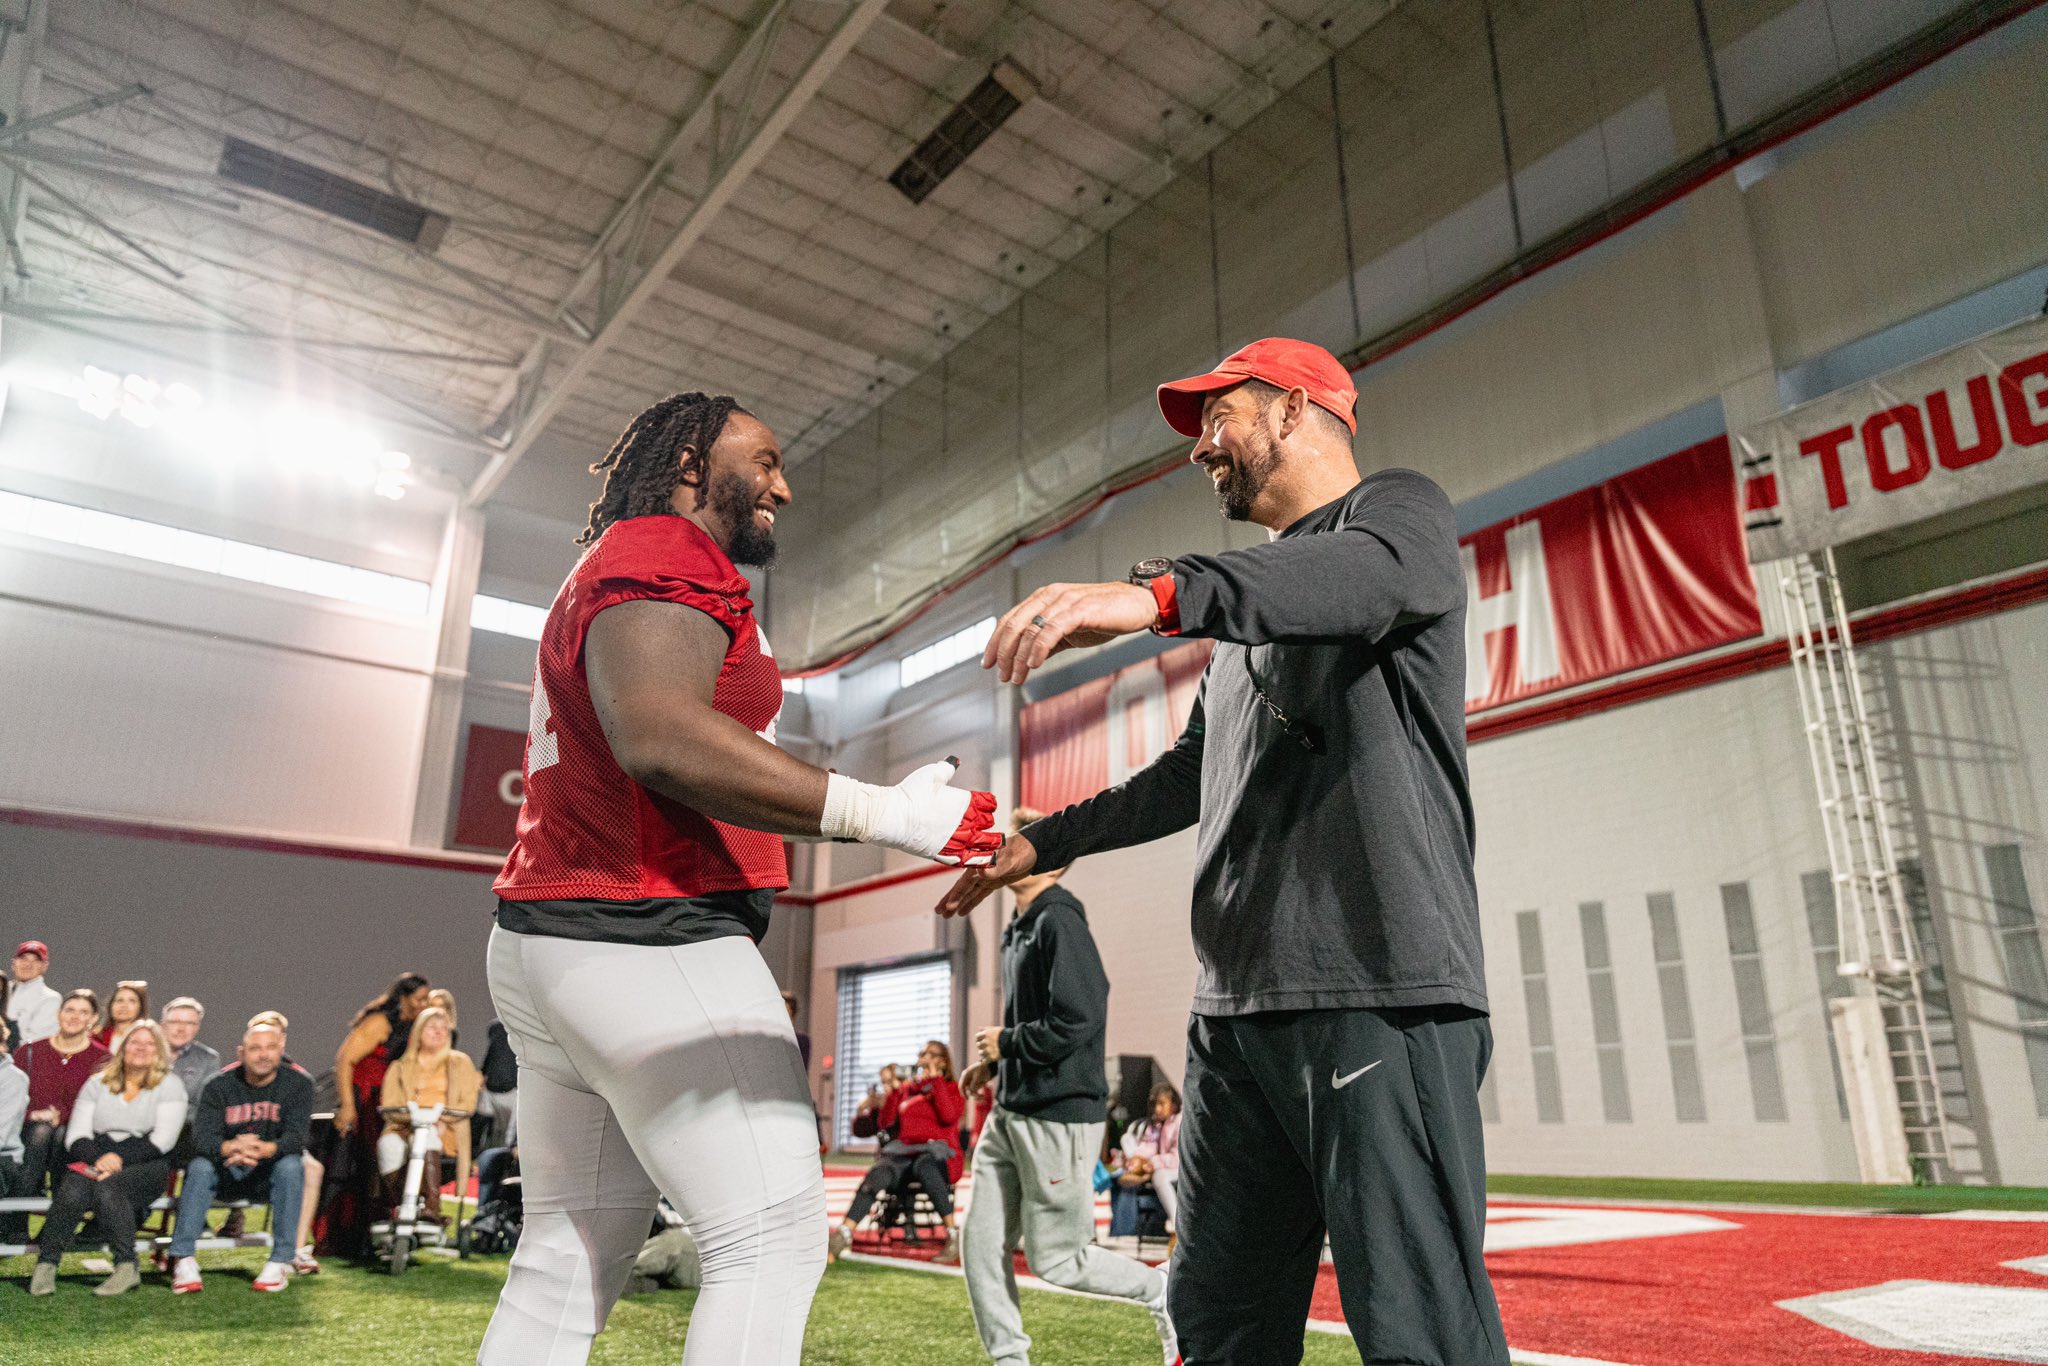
[1166,1005,1509,1366]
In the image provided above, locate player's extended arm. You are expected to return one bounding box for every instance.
[585,599,1001,863]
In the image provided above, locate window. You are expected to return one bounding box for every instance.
[899,617,996,689]
[0,490,429,615]
[470,594,549,640]
[1580,902,1632,1124]
[781,676,805,694]
[1722,882,1789,1123]
[1800,869,1853,1120]
[833,956,953,1149]
[1649,892,1708,1123]
[1985,844,2048,1115]
[1516,910,1563,1124]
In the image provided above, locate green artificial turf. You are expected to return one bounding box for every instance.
[1487,1171,2048,1211]
[0,1249,1369,1366]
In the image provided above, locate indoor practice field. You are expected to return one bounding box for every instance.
[6,0,2048,1363]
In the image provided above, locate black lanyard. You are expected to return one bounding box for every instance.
[1240,648,1325,754]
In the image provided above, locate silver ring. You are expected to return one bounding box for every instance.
[1030,614,1053,630]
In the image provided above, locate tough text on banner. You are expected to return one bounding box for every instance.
[1736,314,2048,563]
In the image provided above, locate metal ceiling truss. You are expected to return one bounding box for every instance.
[466,0,896,505]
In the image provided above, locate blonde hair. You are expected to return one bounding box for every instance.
[400,1006,454,1065]
[99,1019,172,1093]
[426,988,457,1027]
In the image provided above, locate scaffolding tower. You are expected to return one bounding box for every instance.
[1781,549,1950,1181]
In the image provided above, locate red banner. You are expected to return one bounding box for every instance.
[1461,435,1761,711]
[452,723,527,853]
[1020,437,1761,807]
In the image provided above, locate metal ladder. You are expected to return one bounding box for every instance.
[1781,549,1950,1179]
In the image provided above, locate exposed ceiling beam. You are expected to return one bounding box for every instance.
[466,0,896,507]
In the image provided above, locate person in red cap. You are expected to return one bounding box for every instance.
[942,338,1509,1365]
[7,941,60,1047]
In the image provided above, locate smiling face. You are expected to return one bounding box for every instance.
[242,1026,285,1083]
[122,1024,160,1072]
[57,996,96,1040]
[683,411,791,567]
[1190,385,1286,523]
[418,1014,452,1054]
[13,952,46,984]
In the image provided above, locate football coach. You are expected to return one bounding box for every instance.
[939,337,1509,1366]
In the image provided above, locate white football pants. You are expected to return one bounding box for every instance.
[477,927,826,1366]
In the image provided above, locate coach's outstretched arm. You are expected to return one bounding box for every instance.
[937,688,1204,918]
[587,599,1000,865]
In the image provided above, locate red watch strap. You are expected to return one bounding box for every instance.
[1148,572,1182,636]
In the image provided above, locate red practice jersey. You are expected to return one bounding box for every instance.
[494,515,787,901]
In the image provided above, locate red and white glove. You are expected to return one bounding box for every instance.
[819,758,1002,866]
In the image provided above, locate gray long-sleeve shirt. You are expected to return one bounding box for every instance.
[1025,469,1487,1017]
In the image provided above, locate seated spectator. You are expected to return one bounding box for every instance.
[168,1012,316,1295]
[1118,1081,1182,1234]
[427,988,459,1050]
[473,1018,518,1152]
[30,1020,188,1297]
[161,997,222,1102]
[475,1143,520,1212]
[161,995,222,1182]
[6,989,109,1240]
[885,1041,965,1263]
[0,1016,25,1201]
[91,980,149,1051]
[7,940,60,1047]
[243,1011,325,1275]
[829,1063,909,1261]
[377,1006,477,1223]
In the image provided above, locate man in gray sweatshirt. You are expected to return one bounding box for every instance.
[942,338,1508,1366]
[955,820,1175,1366]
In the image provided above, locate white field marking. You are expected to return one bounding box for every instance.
[2006,1255,2048,1276]
[1481,1204,1739,1253]
[1486,1192,1889,1218]
[1926,1209,2048,1221]
[1777,1280,2048,1363]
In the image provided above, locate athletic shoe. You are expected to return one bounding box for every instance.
[94,1263,141,1297]
[252,1261,291,1293]
[826,1223,850,1263]
[1145,1265,1178,1366]
[292,1245,321,1276]
[172,1256,203,1294]
[934,1229,961,1265]
[29,1263,56,1296]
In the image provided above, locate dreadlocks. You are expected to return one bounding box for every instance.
[579,392,749,546]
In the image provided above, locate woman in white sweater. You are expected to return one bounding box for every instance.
[29,1019,187,1297]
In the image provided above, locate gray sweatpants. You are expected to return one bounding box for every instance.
[962,1106,1163,1365]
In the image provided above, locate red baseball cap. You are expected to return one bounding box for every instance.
[14,940,48,960]
[1156,337,1358,439]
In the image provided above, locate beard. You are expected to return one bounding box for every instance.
[709,468,778,567]
[1212,426,1280,522]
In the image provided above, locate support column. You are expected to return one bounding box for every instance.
[409,503,486,848]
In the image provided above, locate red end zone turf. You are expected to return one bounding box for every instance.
[828,1168,2048,1362]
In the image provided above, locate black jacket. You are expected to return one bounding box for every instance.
[996,884,1109,1123]
[192,1063,315,1162]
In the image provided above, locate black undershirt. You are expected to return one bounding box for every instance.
[495,888,773,947]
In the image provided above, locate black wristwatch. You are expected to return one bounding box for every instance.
[1128,557,1173,587]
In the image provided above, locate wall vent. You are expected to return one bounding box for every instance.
[218,137,448,250]
[887,59,1036,205]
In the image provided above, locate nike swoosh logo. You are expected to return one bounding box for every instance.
[1331,1061,1381,1089]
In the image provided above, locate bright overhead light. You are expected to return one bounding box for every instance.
[8,362,420,500]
